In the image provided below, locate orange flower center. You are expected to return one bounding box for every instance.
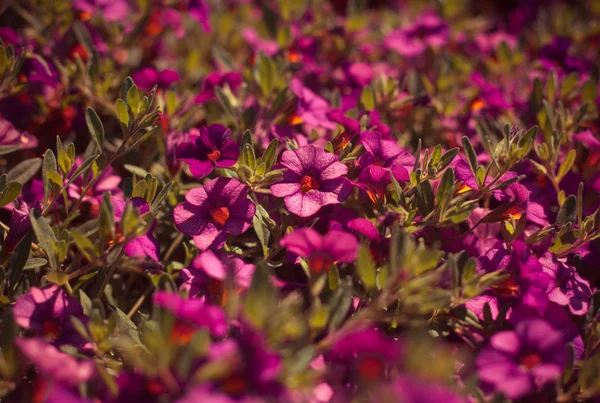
[491,274,520,297]
[521,353,542,370]
[79,11,92,21]
[470,97,486,113]
[300,175,320,193]
[43,320,60,340]
[308,253,332,274]
[211,206,231,226]
[207,150,221,162]
[169,320,195,345]
[287,113,304,125]
[357,356,385,381]
[222,374,248,396]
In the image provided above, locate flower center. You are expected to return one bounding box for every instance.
[207,150,222,162]
[491,274,520,297]
[169,320,195,345]
[42,320,60,340]
[211,206,230,226]
[357,356,385,381]
[222,374,248,396]
[300,175,320,193]
[521,353,542,370]
[146,379,166,396]
[308,253,332,274]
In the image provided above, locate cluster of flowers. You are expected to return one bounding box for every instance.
[0,0,600,401]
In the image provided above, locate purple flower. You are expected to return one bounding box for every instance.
[327,109,361,152]
[280,228,358,274]
[72,0,131,22]
[2,201,31,254]
[385,12,448,58]
[380,375,466,403]
[326,328,402,384]
[476,318,566,399]
[16,338,95,386]
[13,285,88,346]
[540,253,592,316]
[465,242,552,320]
[358,131,415,171]
[270,145,352,217]
[355,165,408,205]
[188,0,212,33]
[0,115,38,150]
[153,291,228,340]
[131,67,180,90]
[176,124,239,179]
[67,158,122,207]
[174,177,255,251]
[180,250,255,299]
[289,78,336,130]
[113,197,160,262]
[194,72,242,104]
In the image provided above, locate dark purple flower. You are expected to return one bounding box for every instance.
[174,177,255,251]
[270,145,352,217]
[540,253,592,316]
[0,115,38,150]
[13,285,88,346]
[280,228,358,274]
[16,338,95,386]
[539,37,591,74]
[153,291,228,339]
[385,12,448,58]
[3,201,31,254]
[131,67,180,90]
[113,197,160,262]
[176,124,239,179]
[358,131,414,171]
[476,318,566,399]
[194,72,242,104]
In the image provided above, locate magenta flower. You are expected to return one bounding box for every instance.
[188,0,212,33]
[67,157,122,206]
[113,197,160,262]
[0,115,38,150]
[174,177,255,251]
[382,375,466,403]
[153,291,228,338]
[13,285,88,346]
[385,12,449,58]
[289,78,336,130]
[16,338,95,386]
[476,318,566,399]
[2,201,31,254]
[358,131,414,171]
[355,165,408,205]
[540,253,592,316]
[72,0,130,22]
[176,124,239,179]
[280,228,358,274]
[194,72,242,104]
[270,145,352,217]
[131,67,180,90]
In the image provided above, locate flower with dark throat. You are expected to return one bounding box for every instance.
[176,124,239,179]
[174,177,255,251]
[280,228,358,274]
[270,145,352,217]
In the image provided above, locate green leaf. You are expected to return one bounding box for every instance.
[131,179,148,198]
[556,195,577,226]
[85,107,105,153]
[0,145,21,156]
[360,86,375,111]
[99,193,115,249]
[357,245,376,290]
[415,180,435,217]
[241,143,256,171]
[29,210,57,270]
[243,264,276,329]
[151,181,173,214]
[0,182,21,208]
[46,271,69,286]
[57,150,72,174]
[557,149,576,182]
[121,76,135,104]
[255,53,276,96]
[461,137,479,186]
[8,232,32,289]
[116,98,129,127]
[516,126,538,159]
[127,84,140,115]
[253,205,271,257]
[42,149,58,202]
[70,229,96,261]
[65,154,100,187]
[261,138,279,170]
[435,168,455,217]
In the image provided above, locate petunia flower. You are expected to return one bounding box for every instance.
[355,165,408,205]
[176,124,239,179]
[289,78,336,130]
[385,12,448,58]
[270,145,352,217]
[174,177,255,251]
[153,291,228,341]
[0,115,38,150]
[194,72,242,104]
[380,375,466,403]
[280,228,358,274]
[2,200,31,254]
[67,157,122,207]
[476,318,566,399]
[13,285,88,346]
[327,109,361,153]
[131,67,180,90]
[16,338,95,386]
[180,250,255,303]
[358,131,414,171]
[72,0,131,22]
[188,0,212,33]
[113,197,160,262]
[539,253,592,316]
